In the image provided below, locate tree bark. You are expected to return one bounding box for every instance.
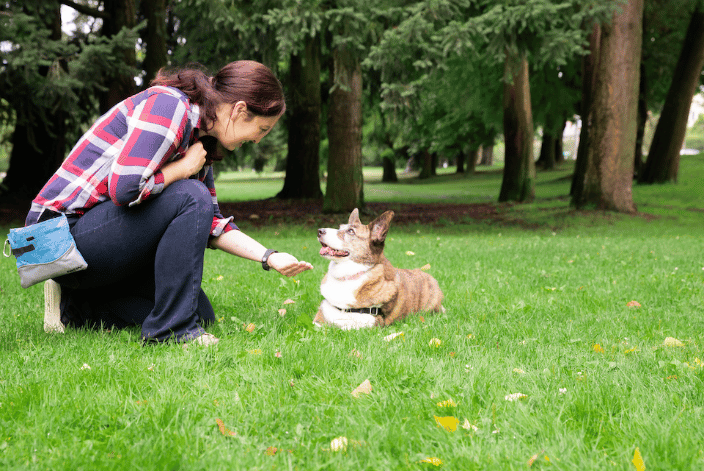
[466,146,479,175]
[573,0,642,213]
[571,22,600,197]
[418,149,433,179]
[100,0,137,112]
[639,5,704,184]
[499,50,535,202]
[382,155,398,182]
[456,149,466,173]
[324,45,363,212]
[277,37,323,199]
[479,145,493,166]
[142,0,167,88]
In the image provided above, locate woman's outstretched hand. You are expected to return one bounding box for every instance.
[266,252,313,277]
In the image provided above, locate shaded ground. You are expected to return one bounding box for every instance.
[0,198,507,227]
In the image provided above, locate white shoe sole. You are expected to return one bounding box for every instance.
[44,280,65,333]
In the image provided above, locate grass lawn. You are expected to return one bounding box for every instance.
[1,156,703,470]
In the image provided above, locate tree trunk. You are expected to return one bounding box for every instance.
[639,5,704,184]
[499,50,535,202]
[100,0,137,112]
[1,5,67,203]
[634,61,648,178]
[466,146,479,175]
[456,149,466,173]
[571,22,601,197]
[555,118,566,163]
[324,46,363,212]
[142,0,167,88]
[418,149,433,179]
[382,155,398,182]
[573,0,642,212]
[277,37,323,200]
[479,145,493,166]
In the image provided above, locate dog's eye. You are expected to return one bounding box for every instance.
[346,228,355,236]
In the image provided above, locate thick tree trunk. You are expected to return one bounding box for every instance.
[277,38,323,199]
[639,5,704,184]
[456,150,466,174]
[499,50,535,202]
[466,146,479,175]
[418,149,433,179]
[142,0,167,87]
[324,46,363,212]
[571,23,600,197]
[382,155,398,182]
[573,0,642,212]
[479,145,493,166]
[100,0,137,112]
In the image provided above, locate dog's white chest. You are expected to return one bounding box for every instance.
[320,261,370,308]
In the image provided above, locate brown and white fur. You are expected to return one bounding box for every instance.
[313,208,444,330]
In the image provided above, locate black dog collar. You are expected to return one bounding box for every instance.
[342,307,382,316]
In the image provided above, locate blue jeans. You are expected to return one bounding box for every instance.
[55,179,216,342]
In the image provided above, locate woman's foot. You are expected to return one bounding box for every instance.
[44,280,65,333]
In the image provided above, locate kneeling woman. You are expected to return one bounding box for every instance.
[26,61,312,345]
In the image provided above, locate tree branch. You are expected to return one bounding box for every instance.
[60,0,110,20]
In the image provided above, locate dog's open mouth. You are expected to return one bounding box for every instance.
[319,243,349,258]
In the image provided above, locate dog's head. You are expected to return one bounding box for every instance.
[318,208,394,264]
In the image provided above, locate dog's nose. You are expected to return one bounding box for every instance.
[318,229,326,237]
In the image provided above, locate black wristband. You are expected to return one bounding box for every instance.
[261,249,278,271]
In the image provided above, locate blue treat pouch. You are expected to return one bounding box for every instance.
[3,214,87,289]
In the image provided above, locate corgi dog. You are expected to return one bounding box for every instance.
[313,208,444,330]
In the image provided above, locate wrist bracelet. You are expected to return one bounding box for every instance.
[261,249,278,271]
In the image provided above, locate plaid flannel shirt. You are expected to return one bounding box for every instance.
[25,86,238,236]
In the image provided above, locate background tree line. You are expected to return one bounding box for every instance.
[1,0,703,214]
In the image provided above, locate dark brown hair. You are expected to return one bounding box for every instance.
[151,60,286,130]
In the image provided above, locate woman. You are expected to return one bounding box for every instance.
[27,60,313,345]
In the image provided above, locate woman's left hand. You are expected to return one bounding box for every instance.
[266,252,313,277]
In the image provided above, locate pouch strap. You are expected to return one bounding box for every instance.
[2,239,10,258]
[11,244,35,257]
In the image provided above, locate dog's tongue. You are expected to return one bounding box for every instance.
[320,246,334,256]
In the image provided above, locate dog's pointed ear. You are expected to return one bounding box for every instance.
[348,208,361,226]
[370,211,394,244]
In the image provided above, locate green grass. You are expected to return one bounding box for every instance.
[1,156,704,470]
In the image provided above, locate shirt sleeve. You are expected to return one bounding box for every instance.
[107,92,188,206]
[201,166,238,238]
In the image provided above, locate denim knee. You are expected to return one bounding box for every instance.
[168,179,214,224]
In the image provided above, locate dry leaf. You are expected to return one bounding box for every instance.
[244,323,256,333]
[663,337,684,347]
[247,348,262,355]
[249,213,259,219]
[278,308,287,317]
[419,457,443,466]
[349,348,362,358]
[216,275,224,281]
[627,300,641,308]
[593,344,605,353]
[215,418,236,437]
[461,418,478,432]
[632,447,645,471]
[383,332,404,342]
[330,436,348,452]
[351,379,372,397]
[434,415,459,432]
[527,449,545,467]
[421,263,431,270]
[406,251,415,256]
[283,299,295,305]
[429,338,442,348]
[504,393,527,402]
[80,363,91,370]
[275,351,282,358]
[512,368,525,374]
[265,446,278,456]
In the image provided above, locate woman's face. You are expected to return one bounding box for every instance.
[217,102,280,151]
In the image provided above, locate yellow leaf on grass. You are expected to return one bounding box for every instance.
[429,338,442,348]
[351,379,372,397]
[504,393,527,402]
[244,323,256,333]
[434,415,459,432]
[632,447,645,471]
[383,332,404,342]
[419,457,443,466]
[215,418,236,437]
[247,348,262,355]
[593,344,605,354]
[461,418,478,432]
[406,251,415,256]
[663,337,684,347]
[527,449,545,467]
[421,263,431,270]
[265,446,278,456]
[330,436,348,452]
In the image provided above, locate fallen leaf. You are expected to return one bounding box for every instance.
[406,251,415,256]
[527,449,545,467]
[278,308,287,317]
[283,299,295,305]
[247,348,262,355]
[249,213,260,219]
[627,300,641,308]
[275,351,282,358]
[434,415,459,432]
[80,363,91,370]
[421,263,431,270]
[436,399,457,408]
[461,418,478,432]
[504,393,527,402]
[330,436,348,452]
[419,457,443,466]
[513,368,525,374]
[244,323,256,333]
[351,379,372,397]
[429,338,442,348]
[216,275,224,281]
[215,418,236,437]
[147,364,155,371]
[632,447,645,471]
[593,344,605,354]
[625,347,639,354]
[559,388,567,395]
[663,337,684,347]
[349,348,362,358]
[265,446,278,456]
[383,332,404,342]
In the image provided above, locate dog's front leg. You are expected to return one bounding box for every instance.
[319,300,377,330]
